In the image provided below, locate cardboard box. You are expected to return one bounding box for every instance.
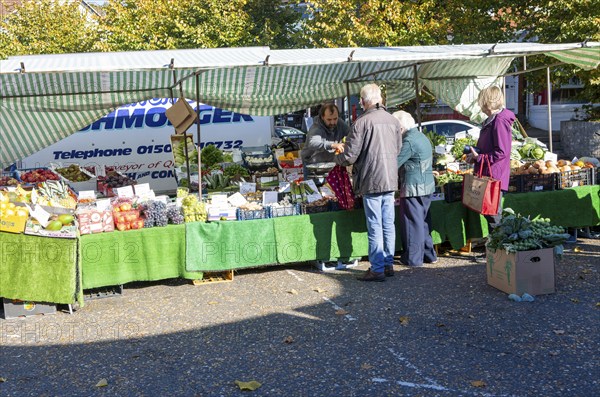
[2,298,56,319]
[165,98,197,134]
[486,247,555,295]
[0,205,28,233]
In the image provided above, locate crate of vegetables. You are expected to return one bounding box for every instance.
[53,164,97,193]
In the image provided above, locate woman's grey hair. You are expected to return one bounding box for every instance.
[360,83,382,107]
[392,110,416,131]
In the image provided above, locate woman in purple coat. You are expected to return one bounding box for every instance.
[466,85,515,229]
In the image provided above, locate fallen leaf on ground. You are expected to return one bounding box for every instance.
[571,298,579,303]
[283,336,294,344]
[553,329,566,335]
[436,323,446,327]
[335,309,349,315]
[399,316,410,326]
[0,377,6,382]
[234,380,261,391]
[288,289,298,295]
[361,363,373,370]
[208,301,218,305]
[573,246,582,252]
[313,288,326,293]
[596,302,600,307]
[96,379,108,387]
[471,380,486,388]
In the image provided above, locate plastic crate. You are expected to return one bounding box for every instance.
[518,172,556,193]
[443,181,463,203]
[236,207,268,220]
[267,204,298,218]
[299,200,330,215]
[83,285,123,300]
[556,168,593,189]
[507,175,520,193]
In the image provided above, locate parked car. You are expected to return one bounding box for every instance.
[418,119,481,142]
[271,126,306,150]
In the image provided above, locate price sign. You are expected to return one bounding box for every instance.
[239,182,257,194]
[262,191,279,206]
[115,185,135,198]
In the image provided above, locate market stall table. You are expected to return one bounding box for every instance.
[2,186,599,303]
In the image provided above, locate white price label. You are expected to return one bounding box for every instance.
[115,185,135,198]
[240,182,256,194]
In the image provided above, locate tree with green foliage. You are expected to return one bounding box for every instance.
[512,0,600,102]
[297,0,450,47]
[96,0,253,51]
[243,0,302,49]
[0,0,99,59]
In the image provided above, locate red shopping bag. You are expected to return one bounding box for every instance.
[326,165,355,210]
[462,155,501,215]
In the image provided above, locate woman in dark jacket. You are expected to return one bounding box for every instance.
[467,85,515,229]
[393,111,438,267]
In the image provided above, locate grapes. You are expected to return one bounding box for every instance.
[181,194,207,223]
[166,205,184,224]
[139,201,168,227]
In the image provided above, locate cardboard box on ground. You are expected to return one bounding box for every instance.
[486,247,556,295]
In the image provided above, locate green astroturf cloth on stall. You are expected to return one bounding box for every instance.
[503,186,600,227]
[0,233,81,304]
[186,218,278,271]
[273,210,370,263]
[421,200,488,250]
[80,224,198,289]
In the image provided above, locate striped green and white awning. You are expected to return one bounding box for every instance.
[1,42,599,167]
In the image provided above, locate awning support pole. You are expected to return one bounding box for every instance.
[169,58,192,188]
[196,73,203,200]
[546,67,553,153]
[413,64,421,127]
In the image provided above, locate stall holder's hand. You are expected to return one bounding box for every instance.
[332,143,345,155]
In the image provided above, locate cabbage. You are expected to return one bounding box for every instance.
[532,147,545,160]
[511,147,522,161]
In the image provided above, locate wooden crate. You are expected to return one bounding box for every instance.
[192,270,234,285]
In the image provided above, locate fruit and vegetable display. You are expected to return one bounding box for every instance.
[55,164,92,182]
[0,175,19,186]
[36,180,78,209]
[423,129,448,148]
[435,171,464,186]
[486,208,570,253]
[172,135,199,166]
[44,213,75,231]
[181,192,207,222]
[514,140,546,160]
[450,137,477,159]
[111,199,144,231]
[0,195,28,218]
[19,168,60,183]
[139,201,169,228]
[202,172,232,191]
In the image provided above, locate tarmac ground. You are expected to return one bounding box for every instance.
[1,231,599,397]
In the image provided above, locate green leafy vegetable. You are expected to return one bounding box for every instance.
[487,209,570,252]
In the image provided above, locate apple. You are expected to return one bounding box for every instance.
[116,222,127,231]
[120,203,132,211]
